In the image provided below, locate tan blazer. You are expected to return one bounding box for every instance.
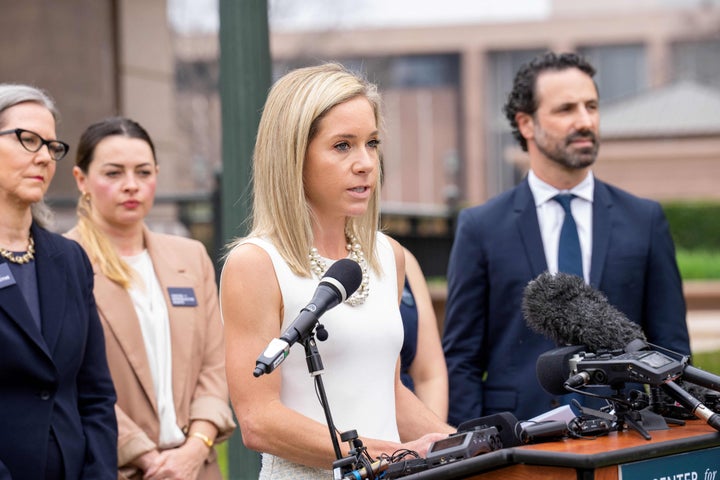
[66,226,236,479]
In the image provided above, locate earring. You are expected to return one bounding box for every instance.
[82,192,91,203]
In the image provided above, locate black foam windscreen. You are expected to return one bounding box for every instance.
[456,412,522,448]
[523,272,646,351]
[536,345,586,395]
[322,258,362,300]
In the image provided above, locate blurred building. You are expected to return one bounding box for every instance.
[177,0,720,213]
[0,0,194,235]
[3,0,720,241]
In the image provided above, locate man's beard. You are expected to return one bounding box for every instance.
[535,129,599,169]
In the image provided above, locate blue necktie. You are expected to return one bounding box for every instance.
[553,194,583,278]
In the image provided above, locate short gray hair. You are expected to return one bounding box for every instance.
[0,83,60,228]
[0,83,59,126]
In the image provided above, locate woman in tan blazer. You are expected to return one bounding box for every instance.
[65,117,235,480]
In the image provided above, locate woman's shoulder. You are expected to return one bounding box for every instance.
[224,236,281,264]
[220,239,280,296]
[146,230,204,251]
[225,236,274,253]
[36,226,92,272]
[63,225,80,243]
[376,231,401,253]
[223,237,277,273]
[145,230,216,269]
[37,225,85,255]
[376,231,404,268]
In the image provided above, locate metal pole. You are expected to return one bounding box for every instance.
[219,0,271,478]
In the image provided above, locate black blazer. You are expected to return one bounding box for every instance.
[442,178,690,425]
[0,223,117,479]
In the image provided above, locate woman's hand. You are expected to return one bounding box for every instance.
[142,440,208,480]
[131,450,160,474]
[401,432,450,458]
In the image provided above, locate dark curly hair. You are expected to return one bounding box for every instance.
[503,52,596,152]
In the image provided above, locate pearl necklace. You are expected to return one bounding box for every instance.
[0,234,35,264]
[308,233,369,306]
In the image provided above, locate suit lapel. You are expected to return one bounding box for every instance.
[514,179,548,278]
[508,177,612,286]
[144,228,194,411]
[0,260,50,357]
[590,180,612,288]
[94,271,158,414]
[34,226,67,355]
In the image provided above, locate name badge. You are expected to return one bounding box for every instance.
[0,263,17,289]
[168,287,198,307]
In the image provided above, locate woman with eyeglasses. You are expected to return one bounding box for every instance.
[65,117,236,480]
[0,83,117,479]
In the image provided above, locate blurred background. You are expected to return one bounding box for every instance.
[3,0,720,477]
[3,0,720,272]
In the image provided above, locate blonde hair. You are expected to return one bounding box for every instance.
[229,62,384,276]
[76,194,134,288]
[74,117,157,289]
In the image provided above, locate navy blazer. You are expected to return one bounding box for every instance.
[442,178,690,425]
[0,224,117,479]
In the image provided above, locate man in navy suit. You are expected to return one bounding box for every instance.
[442,52,691,426]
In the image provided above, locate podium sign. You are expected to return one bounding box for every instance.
[619,446,720,480]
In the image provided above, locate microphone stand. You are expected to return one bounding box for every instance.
[303,325,377,479]
[573,386,678,440]
[303,330,343,460]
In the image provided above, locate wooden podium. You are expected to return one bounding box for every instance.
[400,421,720,479]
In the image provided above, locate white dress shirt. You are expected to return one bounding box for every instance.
[528,169,594,284]
[125,250,185,448]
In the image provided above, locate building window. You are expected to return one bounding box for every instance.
[485,49,546,196]
[671,39,720,90]
[578,44,647,103]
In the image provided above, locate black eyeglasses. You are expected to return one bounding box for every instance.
[0,128,70,161]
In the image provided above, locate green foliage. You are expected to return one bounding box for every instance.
[692,349,720,375]
[663,201,720,251]
[676,249,720,280]
[661,202,720,280]
[217,441,228,478]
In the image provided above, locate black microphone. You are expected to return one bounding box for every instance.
[524,272,720,393]
[524,272,720,432]
[456,411,569,446]
[519,420,570,444]
[536,345,588,396]
[661,381,720,430]
[457,412,521,447]
[253,258,362,377]
[523,272,646,351]
[678,365,720,393]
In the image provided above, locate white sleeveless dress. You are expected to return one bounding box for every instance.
[238,233,403,479]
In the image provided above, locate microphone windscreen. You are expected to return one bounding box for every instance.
[322,258,363,298]
[536,345,585,395]
[457,411,521,448]
[522,272,646,351]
